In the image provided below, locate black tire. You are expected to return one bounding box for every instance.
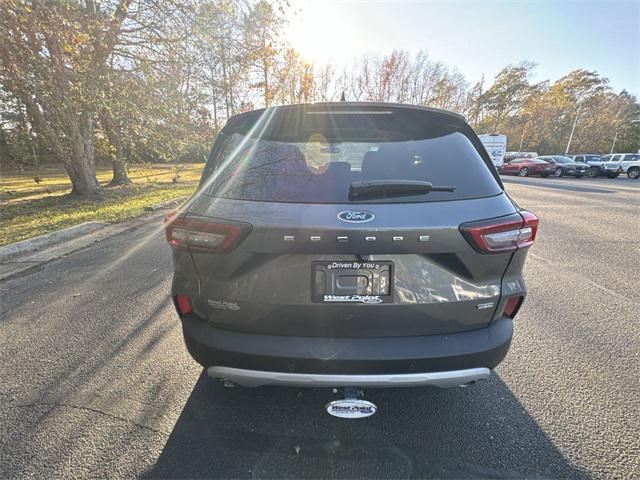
[606,173,619,179]
[588,167,599,178]
[627,167,640,179]
[518,167,529,177]
[554,167,563,178]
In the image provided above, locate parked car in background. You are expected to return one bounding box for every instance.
[599,155,622,178]
[602,153,640,179]
[504,151,538,163]
[500,158,556,177]
[538,156,589,178]
[478,134,507,171]
[568,154,606,178]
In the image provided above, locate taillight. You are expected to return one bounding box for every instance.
[503,295,523,318]
[164,211,251,253]
[175,295,192,315]
[517,211,539,248]
[460,211,539,254]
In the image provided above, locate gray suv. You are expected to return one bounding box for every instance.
[166,103,538,392]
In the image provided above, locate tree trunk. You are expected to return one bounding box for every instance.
[0,125,12,168]
[101,109,131,186]
[109,156,129,186]
[211,81,219,131]
[263,57,270,107]
[68,115,102,196]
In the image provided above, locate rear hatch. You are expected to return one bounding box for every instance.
[175,104,525,337]
[603,162,621,171]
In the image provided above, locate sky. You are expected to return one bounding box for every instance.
[285,0,640,96]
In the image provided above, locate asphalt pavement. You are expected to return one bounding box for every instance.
[1,176,638,479]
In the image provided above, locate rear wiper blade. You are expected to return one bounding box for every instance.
[349,180,456,200]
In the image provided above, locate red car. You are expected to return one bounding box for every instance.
[501,158,556,177]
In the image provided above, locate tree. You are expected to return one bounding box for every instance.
[512,70,636,154]
[274,48,315,104]
[245,0,284,107]
[1,3,637,183]
[477,62,536,133]
[192,0,252,124]
[465,75,485,127]
[0,0,133,195]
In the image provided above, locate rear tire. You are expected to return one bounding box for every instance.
[554,168,563,178]
[627,167,640,179]
[518,167,529,177]
[588,167,599,178]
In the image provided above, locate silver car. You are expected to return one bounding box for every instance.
[165,103,538,397]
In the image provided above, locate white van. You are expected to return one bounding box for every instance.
[478,134,507,171]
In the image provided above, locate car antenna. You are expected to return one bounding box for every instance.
[340,91,346,102]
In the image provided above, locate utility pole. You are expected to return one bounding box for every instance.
[518,122,527,151]
[565,98,583,154]
[610,131,618,154]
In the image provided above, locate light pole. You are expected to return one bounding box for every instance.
[565,98,583,154]
[518,119,530,152]
[610,131,619,155]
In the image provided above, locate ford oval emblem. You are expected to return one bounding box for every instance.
[337,210,375,223]
[326,399,377,418]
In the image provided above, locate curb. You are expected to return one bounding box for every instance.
[143,196,187,212]
[0,221,107,261]
[0,194,189,281]
[0,211,165,282]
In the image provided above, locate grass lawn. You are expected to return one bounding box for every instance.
[0,164,204,247]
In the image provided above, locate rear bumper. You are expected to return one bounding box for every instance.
[180,314,513,385]
[207,366,490,388]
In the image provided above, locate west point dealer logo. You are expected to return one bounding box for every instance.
[323,295,383,304]
[325,399,378,418]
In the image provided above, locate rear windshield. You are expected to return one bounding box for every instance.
[551,156,571,163]
[201,109,501,204]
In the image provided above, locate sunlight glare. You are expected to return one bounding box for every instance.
[286,0,358,64]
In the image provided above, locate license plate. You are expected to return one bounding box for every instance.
[312,260,393,303]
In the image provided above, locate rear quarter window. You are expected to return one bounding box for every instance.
[201,110,502,204]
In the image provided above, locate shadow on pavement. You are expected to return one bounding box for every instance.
[501,176,616,194]
[145,371,589,479]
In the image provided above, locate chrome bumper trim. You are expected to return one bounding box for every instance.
[207,366,491,388]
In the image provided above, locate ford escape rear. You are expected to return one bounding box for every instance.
[166,102,538,389]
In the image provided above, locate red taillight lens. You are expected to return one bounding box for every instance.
[503,295,523,318]
[460,211,539,254]
[164,211,251,253]
[175,295,192,315]
[517,210,539,248]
